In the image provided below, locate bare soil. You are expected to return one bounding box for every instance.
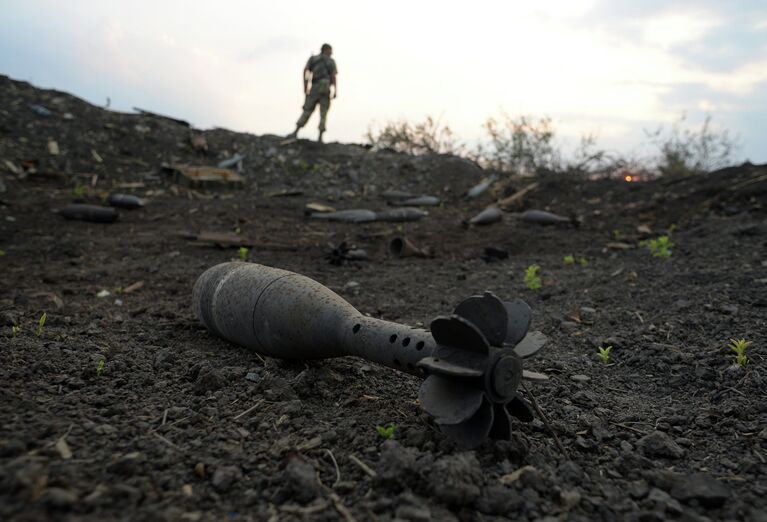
[1,74,766,522]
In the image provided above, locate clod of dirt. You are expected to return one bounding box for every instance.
[429,453,483,506]
[636,431,685,459]
[281,458,319,504]
[106,452,144,477]
[153,348,175,370]
[40,487,78,509]
[211,465,243,492]
[476,485,524,515]
[375,440,422,490]
[670,473,731,508]
[194,366,225,395]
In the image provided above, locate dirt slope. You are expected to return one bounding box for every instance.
[1,75,766,522]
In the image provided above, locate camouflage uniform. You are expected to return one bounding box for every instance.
[296,54,337,132]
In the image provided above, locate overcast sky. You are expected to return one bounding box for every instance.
[1,0,765,161]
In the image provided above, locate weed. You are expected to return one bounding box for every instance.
[612,229,625,241]
[11,325,21,337]
[728,338,752,367]
[36,312,47,337]
[524,265,542,290]
[0,249,5,256]
[376,424,396,440]
[642,236,673,258]
[597,346,612,364]
[233,226,241,235]
[73,185,86,197]
[239,247,249,261]
[578,257,588,267]
[297,159,310,173]
[96,359,105,377]
[563,255,575,265]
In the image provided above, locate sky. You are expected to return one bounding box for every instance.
[1,0,765,162]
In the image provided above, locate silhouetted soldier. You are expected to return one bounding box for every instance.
[287,43,337,143]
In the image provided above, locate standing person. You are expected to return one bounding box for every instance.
[287,43,337,143]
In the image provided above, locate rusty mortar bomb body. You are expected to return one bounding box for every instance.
[193,262,547,448]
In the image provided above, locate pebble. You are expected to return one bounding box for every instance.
[570,374,590,383]
[669,473,731,508]
[283,458,319,503]
[376,440,419,488]
[211,465,242,492]
[636,431,685,459]
[648,487,683,514]
[41,487,78,509]
[560,321,579,332]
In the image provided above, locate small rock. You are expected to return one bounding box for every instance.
[560,488,581,509]
[636,431,685,459]
[628,479,649,499]
[560,321,579,332]
[648,487,683,514]
[570,374,590,383]
[194,367,225,395]
[719,304,738,315]
[153,348,175,370]
[211,465,242,492]
[245,372,260,383]
[669,473,730,508]
[579,306,596,323]
[41,487,78,509]
[283,458,319,503]
[476,485,523,515]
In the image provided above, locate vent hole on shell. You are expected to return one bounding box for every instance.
[415,341,425,351]
[389,334,397,343]
[402,337,411,347]
[352,324,361,334]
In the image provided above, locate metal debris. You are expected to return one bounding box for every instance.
[466,207,503,226]
[58,204,118,223]
[193,262,548,449]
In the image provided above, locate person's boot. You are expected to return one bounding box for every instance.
[317,130,324,143]
[286,128,299,139]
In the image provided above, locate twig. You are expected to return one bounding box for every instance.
[329,492,357,522]
[522,382,569,460]
[348,454,377,478]
[634,311,644,324]
[152,431,183,452]
[233,399,264,421]
[725,386,746,398]
[325,449,341,488]
[610,421,647,435]
[162,409,168,426]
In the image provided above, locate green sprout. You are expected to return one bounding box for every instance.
[597,346,612,364]
[376,424,396,440]
[728,338,752,367]
[96,359,105,377]
[73,185,86,197]
[642,235,673,258]
[238,247,249,261]
[36,312,47,337]
[0,249,5,256]
[233,226,241,235]
[563,255,575,265]
[578,257,588,267]
[524,264,542,290]
[612,229,624,241]
[297,159,310,173]
[11,325,21,337]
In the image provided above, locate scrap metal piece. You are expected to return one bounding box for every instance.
[58,204,118,223]
[467,207,503,226]
[107,193,145,209]
[389,237,432,258]
[192,262,548,448]
[518,209,571,225]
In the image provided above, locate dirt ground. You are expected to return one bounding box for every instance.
[1,74,766,522]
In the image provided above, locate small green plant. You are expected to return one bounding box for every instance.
[238,247,249,261]
[524,264,542,290]
[297,158,310,173]
[73,185,86,197]
[96,359,105,377]
[578,257,588,267]
[563,255,575,265]
[11,325,21,337]
[612,229,624,241]
[36,312,47,336]
[643,235,673,258]
[233,225,241,235]
[376,424,396,440]
[728,338,752,367]
[0,249,5,256]
[597,345,612,364]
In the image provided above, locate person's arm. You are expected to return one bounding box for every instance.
[303,67,311,94]
[331,73,337,98]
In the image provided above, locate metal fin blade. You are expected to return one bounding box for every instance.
[513,331,547,359]
[429,315,489,354]
[440,399,494,449]
[522,369,549,381]
[417,356,483,378]
[503,299,532,347]
[489,403,512,440]
[418,375,485,425]
[506,395,535,422]
[452,292,508,347]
